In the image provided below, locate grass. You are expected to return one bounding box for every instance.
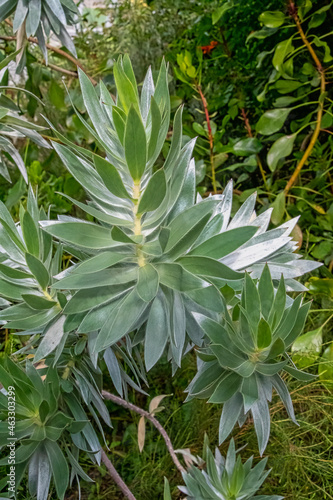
[66,355,333,500]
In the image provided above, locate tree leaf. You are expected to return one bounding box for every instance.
[267,134,296,172]
[219,392,243,444]
[256,108,291,135]
[178,256,244,281]
[113,57,139,114]
[271,192,285,225]
[259,10,286,28]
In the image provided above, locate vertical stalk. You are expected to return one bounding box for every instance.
[132,182,145,267]
[284,3,326,195]
[196,84,217,193]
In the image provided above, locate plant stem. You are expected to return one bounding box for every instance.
[102,390,185,474]
[0,34,97,86]
[284,4,326,195]
[240,108,268,191]
[101,450,137,500]
[196,84,217,193]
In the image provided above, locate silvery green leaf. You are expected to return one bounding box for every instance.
[219,392,243,444]
[33,315,65,362]
[221,238,291,270]
[228,192,257,229]
[140,66,155,124]
[252,394,270,456]
[144,291,169,370]
[28,447,51,500]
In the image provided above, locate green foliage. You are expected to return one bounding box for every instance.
[186,268,316,455]
[178,438,283,500]
[0,3,331,496]
[0,355,99,500]
[0,0,78,63]
[0,85,50,183]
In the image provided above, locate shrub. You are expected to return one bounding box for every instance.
[0,56,320,499]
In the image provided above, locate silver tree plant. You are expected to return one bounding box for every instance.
[0,56,320,499]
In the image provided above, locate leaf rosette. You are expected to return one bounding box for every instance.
[186,267,316,454]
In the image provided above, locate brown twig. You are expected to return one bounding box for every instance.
[0,34,97,85]
[47,63,78,78]
[284,3,326,195]
[102,390,185,474]
[101,450,137,500]
[196,84,217,193]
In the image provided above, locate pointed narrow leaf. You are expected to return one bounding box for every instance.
[137,169,166,214]
[94,155,131,199]
[137,264,159,302]
[25,253,49,290]
[144,293,169,370]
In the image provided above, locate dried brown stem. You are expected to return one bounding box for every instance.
[0,34,97,85]
[102,390,185,474]
[101,450,137,500]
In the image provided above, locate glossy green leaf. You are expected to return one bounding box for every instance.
[292,327,323,369]
[256,108,291,135]
[267,134,296,172]
[259,10,285,28]
[271,192,285,226]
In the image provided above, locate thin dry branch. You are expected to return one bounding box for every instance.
[102,390,186,474]
[0,34,97,85]
[101,450,137,500]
